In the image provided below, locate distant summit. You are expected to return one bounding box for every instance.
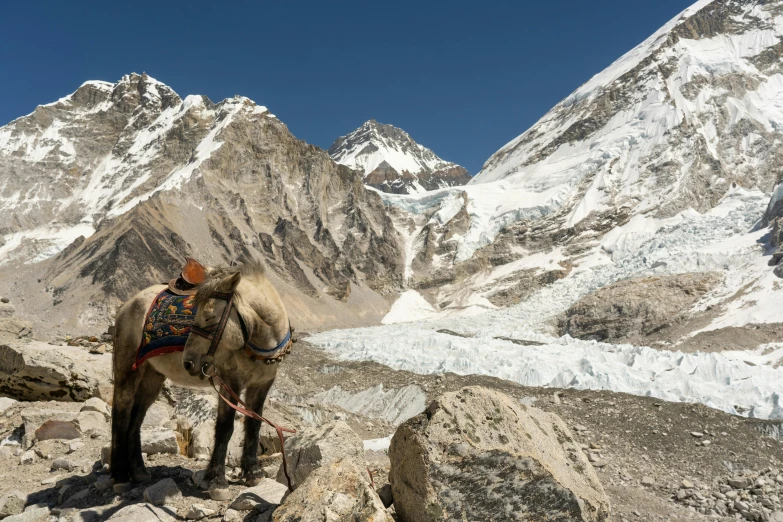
[328,120,470,194]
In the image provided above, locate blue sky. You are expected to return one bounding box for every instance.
[0,1,692,174]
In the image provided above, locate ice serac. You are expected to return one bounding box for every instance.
[0,74,405,332]
[329,120,471,194]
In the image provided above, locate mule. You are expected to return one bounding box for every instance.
[110,259,291,494]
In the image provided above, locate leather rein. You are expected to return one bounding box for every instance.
[188,291,296,491]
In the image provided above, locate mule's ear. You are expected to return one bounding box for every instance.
[219,272,242,293]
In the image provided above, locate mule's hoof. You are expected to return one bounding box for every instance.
[209,488,232,501]
[113,482,133,494]
[245,476,264,487]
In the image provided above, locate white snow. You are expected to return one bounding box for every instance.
[363,436,393,452]
[309,189,783,420]
[382,290,439,324]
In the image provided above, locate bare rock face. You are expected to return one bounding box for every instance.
[276,420,366,490]
[273,458,392,522]
[558,272,722,342]
[389,386,609,522]
[0,341,110,401]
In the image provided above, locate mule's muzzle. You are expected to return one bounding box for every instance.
[200,355,215,381]
[183,357,199,376]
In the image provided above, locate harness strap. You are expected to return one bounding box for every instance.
[206,368,296,491]
[206,293,235,359]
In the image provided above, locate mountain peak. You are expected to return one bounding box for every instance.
[329,120,470,194]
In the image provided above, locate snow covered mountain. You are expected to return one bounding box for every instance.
[328,120,470,194]
[0,74,405,332]
[308,0,783,420]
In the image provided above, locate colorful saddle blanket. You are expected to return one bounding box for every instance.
[133,289,198,370]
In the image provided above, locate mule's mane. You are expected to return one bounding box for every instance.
[193,258,266,308]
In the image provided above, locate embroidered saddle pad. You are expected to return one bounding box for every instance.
[133,289,198,370]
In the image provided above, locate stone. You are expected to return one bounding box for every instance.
[20,450,36,465]
[0,341,111,401]
[143,478,182,506]
[190,424,212,460]
[273,458,392,522]
[67,441,84,454]
[223,509,240,521]
[51,458,79,471]
[0,491,26,518]
[80,397,110,419]
[105,503,176,521]
[558,272,722,342]
[34,420,81,441]
[729,477,752,489]
[142,402,173,429]
[389,386,610,522]
[229,479,288,511]
[1,507,50,522]
[21,409,78,446]
[641,476,655,487]
[681,479,694,489]
[140,428,179,455]
[75,411,107,434]
[0,297,9,304]
[185,504,215,520]
[0,396,17,413]
[690,432,704,438]
[775,263,783,279]
[276,420,367,489]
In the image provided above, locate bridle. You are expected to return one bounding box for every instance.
[187,289,296,491]
[189,291,293,375]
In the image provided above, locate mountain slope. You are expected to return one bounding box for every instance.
[374,0,783,334]
[329,120,470,194]
[0,74,405,333]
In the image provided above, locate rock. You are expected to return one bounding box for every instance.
[142,402,173,429]
[0,318,33,341]
[143,478,182,506]
[774,263,783,279]
[0,341,110,401]
[729,477,752,489]
[558,272,722,342]
[185,504,215,520]
[681,479,694,489]
[389,386,609,522]
[230,479,288,511]
[0,297,9,304]
[40,476,58,485]
[140,429,179,455]
[223,509,240,521]
[273,458,392,522]
[105,503,176,522]
[690,432,704,438]
[75,411,107,434]
[377,483,394,508]
[190,424,212,460]
[641,476,655,487]
[19,450,36,465]
[34,420,81,441]
[0,396,17,413]
[21,409,79,446]
[51,458,79,471]
[80,397,110,419]
[67,441,84,454]
[0,491,26,518]
[276,420,367,489]
[1,507,49,522]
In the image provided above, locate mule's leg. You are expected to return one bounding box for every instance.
[240,379,275,485]
[202,380,240,492]
[110,375,138,488]
[127,367,166,483]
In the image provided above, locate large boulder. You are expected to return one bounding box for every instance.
[0,341,111,401]
[389,387,610,522]
[273,458,392,522]
[558,272,722,342]
[276,420,367,489]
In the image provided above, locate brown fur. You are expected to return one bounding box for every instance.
[111,259,289,492]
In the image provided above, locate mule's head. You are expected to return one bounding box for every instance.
[182,269,247,377]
